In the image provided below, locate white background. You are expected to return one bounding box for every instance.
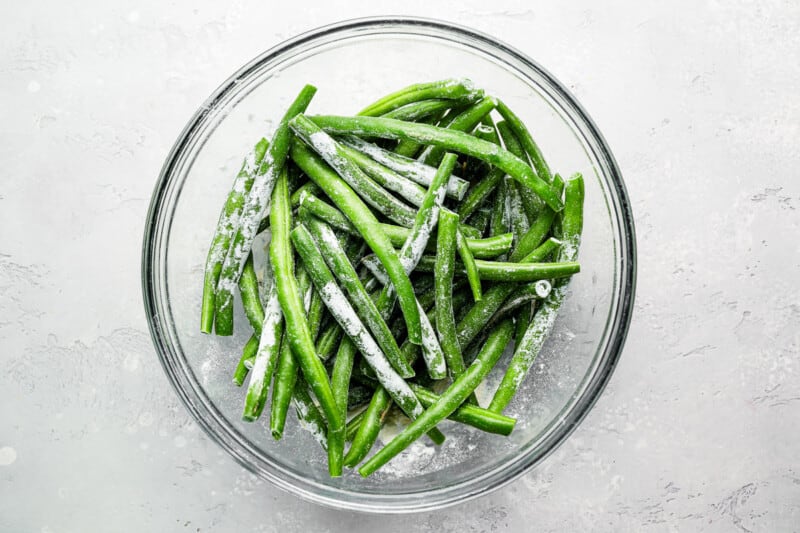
[1,1,798,531]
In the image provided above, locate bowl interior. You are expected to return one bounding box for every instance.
[145,19,634,512]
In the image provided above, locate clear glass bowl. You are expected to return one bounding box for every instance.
[142,17,636,513]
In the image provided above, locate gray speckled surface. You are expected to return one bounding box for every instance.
[2,1,799,531]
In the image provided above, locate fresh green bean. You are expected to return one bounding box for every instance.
[338,143,427,207]
[358,79,483,117]
[201,138,268,334]
[291,116,417,226]
[496,99,552,183]
[215,86,317,336]
[290,225,427,423]
[456,230,482,301]
[344,388,392,467]
[381,98,455,122]
[496,120,540,222]
[314,321,343,361]
[457,166,504,220]
[293,377,328,450]
[233,334,259,386]
[269,265,311,440]
[509,175,565,262]
[269,167,343,477]
[435,209,466,379]
[345,409,367,442]
[302,217,414,377]
[332,337,358,418]
[340,136,469,200]
[408,384,516,436]
[359,319,515,477]
[242,256,283,422]
[237,254,265,334]
[389,255,579,282]
[420,96,497,167]
[489,174,584,413]
[308,115,563,212]
[290,137,422,346]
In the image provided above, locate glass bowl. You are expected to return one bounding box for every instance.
[142,17,636,513]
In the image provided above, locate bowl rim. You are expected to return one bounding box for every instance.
[142,15,637,513]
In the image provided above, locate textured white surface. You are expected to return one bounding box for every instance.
[2,1,799,531]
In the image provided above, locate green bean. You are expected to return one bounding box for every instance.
[391,255,578,282]
[344,388,392,467]
[338,143,427,207]
[291,117,417,227]
[346,409,367,442]
[496,99,552,183]
[314,321,343,361]
[293,377,328,450]
[269,265,311,440]
[233,334,259,386]
[393,109,447,158]
[454,238,562,349]
[358,79,483,117]
[290,225,427,422]
[340,136,469,200]
[269,167,343,477]
[299,191,508,258]
[302,217,414,377]
[289,180,322,207]
[242,257,283,421]
[333,337,358,417]
[201,138,268,334]
[237,254,265,334]
[381,98,455,122]
[215,86,316,336]
[359,319,515,477]
[290,135,422,346]
[509,175,565,262]
[489,174,584,413]
[308,115,563,212]
[420,96,497,167]
[435,209,466,378]
[468,206,493,236]
[496,120,540,222]
[408,384,516,436]
[490,176,510,239]
[456,230,482,301]
[457,166,504,220]
[505,176,530,245]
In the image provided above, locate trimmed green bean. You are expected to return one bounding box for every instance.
[435,209,466,379]
[233,334,258,386]
[293,377,328,450]
[340,136,469,200]
[201,138,268,334]
[344,388,392,467]
[509,175,565,262]
[381,98,455,122]
[456,230,482,301]
[496,99,552,183]
[392,255,579,282]
[358,79,483,117]
[496,120,540,222]
[237,254,265,334]
[420,96,497,167]
[338,143,427,207]
[302,217,414,377]
[290,225,427,422]
[333,337,358,418]
[291,116,417,227]
[269,167,343,477]
[242,257,283,421]
[359,319,515,477]
[308,115,563,212]
[216,86,316,336]
[409,384,516,436]
[489,174,584,413]
[290,138,422,346]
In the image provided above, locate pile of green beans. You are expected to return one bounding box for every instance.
[199,79,584,477]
